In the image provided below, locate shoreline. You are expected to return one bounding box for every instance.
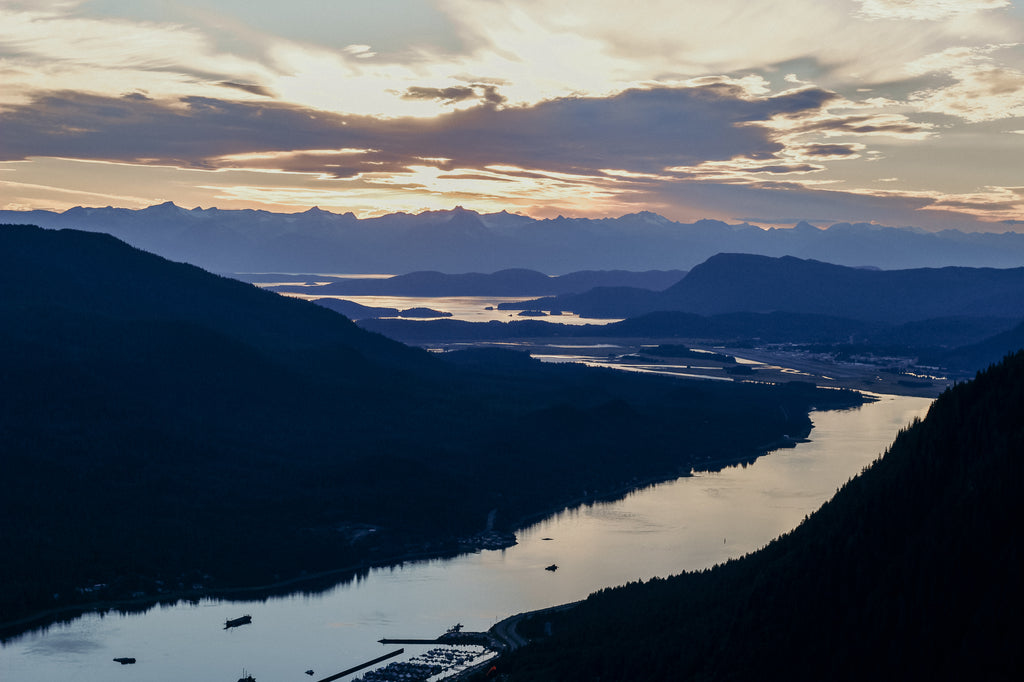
[417,335,954,400]
[0,385,885,643]
[0,543,469,642]
[0,430,846,643]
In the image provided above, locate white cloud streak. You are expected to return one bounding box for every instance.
[906,45,1024,121]
[1,0,1022,228]
[854,0,1009,21]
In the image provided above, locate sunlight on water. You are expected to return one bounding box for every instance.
[0,395,930,682]
[284,293,623,325]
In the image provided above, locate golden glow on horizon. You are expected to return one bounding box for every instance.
[1,0,1022,228]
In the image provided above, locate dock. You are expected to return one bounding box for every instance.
[379,632,493,647]
[315,649,404,682]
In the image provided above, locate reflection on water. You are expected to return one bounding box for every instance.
[0,395,931,682]
[25,632,105,656]
[283,293,623,325]
[533,354,737,381]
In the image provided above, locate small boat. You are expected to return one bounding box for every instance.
[305,670,315,676]
[112,657,136,665]
[224,614,252,629]
[545,564,558,571]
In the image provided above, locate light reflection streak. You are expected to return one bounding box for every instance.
[531,354,735,381]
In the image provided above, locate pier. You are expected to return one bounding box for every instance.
[315,649,403,682]
[379,632,493,647]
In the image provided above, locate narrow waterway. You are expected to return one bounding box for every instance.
[0,393,930,682]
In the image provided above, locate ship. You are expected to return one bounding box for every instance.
[224,614,252,629]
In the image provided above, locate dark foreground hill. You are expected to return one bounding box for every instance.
[0,224,860,633]
[502,351,1024,681]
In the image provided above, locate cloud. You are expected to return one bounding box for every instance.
[795,143,865,159]
[403,83,506,106]
[854,0,1009,21]
[0,2,276,106]
[11,77,1007,224]
[0,83,837,176]
[645,172,1016,230]
[3,1,1021,229]
[217,81,275,97]
[770,112,933,139]
[905,45,1024,122]
[439,0,1019,90]
[741,164,824,174]
[342,44,376,59]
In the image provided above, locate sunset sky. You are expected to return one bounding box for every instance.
[1,0,1022,230]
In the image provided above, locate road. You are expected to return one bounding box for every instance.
[489,601,582,652]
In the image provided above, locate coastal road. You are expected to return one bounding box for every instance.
[490,602,581,651]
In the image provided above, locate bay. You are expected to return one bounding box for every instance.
[0,393,930,682]
[283,293,623,325]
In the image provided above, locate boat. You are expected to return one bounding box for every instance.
[112,657,136,665]
[545,564,558,571]
[237,669,255,682]
[224,614,252,629]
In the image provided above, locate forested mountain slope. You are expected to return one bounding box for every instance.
[505,351,1024,680]
[0,224,859,632]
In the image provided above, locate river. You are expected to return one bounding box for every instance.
[0,393,930,682]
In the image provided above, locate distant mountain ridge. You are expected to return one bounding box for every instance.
[3,203,1024,274]
[506,253,1024,323]
[255,268,687,297]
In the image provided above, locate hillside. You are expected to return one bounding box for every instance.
[0,224,861,633]
[504,253,1024,323]
[502,351,1024,681]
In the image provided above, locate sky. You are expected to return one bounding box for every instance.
[1,0,1022,230]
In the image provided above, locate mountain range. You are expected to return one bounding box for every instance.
[504,252,1024,322]
[351,253,1024,375]
[4,204,1024,274]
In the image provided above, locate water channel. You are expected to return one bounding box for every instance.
[1,393,931,682]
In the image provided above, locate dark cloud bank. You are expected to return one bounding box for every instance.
[1,83,849,177]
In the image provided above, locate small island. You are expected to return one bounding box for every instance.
[398,307,453,318]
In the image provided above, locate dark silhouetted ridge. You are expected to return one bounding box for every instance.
[507,252,1024,323]
[0,224,428,373]
[0,224,861,633]
[505,351,1024,680]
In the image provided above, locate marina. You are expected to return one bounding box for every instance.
[353,645,495,682]
[315,648,404,682]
